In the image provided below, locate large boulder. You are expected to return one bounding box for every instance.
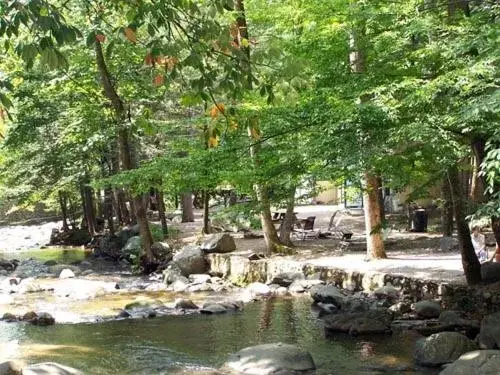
[414,332,477,367]
[310,284,346,308]
[481,262,500,283]
[479,311,500,349]
[172,246,208,276]
[414,300,442,319]
[222,343,315,375]
[323,309,393,336]
[151,242,172,262]
[22,362,83,375]
[122,236,141,262]
[162,263,186,284]
[439,350,500,375]
[201,233,236,254]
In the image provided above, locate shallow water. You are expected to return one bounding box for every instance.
[0,297,438,375]
[1,247,88,263]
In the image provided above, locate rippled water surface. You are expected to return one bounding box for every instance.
[0,297,438,375]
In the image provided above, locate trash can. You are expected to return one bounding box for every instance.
[411,208,428,232]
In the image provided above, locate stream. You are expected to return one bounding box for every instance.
[0,296,437,374]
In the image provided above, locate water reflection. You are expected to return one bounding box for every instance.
[0,297,437,374]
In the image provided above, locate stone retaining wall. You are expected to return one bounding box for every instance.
[207,253,500,315]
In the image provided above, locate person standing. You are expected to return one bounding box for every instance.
[471,225,487,263]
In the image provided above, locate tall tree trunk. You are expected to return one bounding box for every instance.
[279,186,296,247]
[181,192,195,222]
[363,172,387,259]
[349,12,386,259]
[441,177,454,237]
[104,187,114,235]
[447,165,481,285]
[157,190,168,238]
[58,191,69,231]
[202,190,211,234]
[80,182,96,237]
[470,139,486,203]
[94,40,154,268]
[235,0,282,253]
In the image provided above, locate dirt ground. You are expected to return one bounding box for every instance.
[172,205,497,285]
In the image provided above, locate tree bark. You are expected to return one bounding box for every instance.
[363,172,387,259]
[349,12,386,259]
[58,191,69,232]
[441,177,454,237]
[80,182,96,237]
[470,139,486,203]
[157,190,168,238]
[447,165,481,285]
[181,192,195,222]
[279,186,296,247]
[94,40,154,267]
[377,176,385,221]
[104,187,114,235]
[235,0,282,253]
[202,190,211,234]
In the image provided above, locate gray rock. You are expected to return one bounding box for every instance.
[479,311,500,349]
[174,298,198,310]
[200,303,228,314]
[247,282,271,296]
[414,301,442,319]
[122,236,141,261]
[80,269,94,277]
[43,260,58,266]
[388,302,412,315]
[271,272,304,287]
[323,309,393,335]
[21,311,37,322]
[201,233,236,254]
[22,362,83,375]
[124,299,164,311]
[316,302,338,317]
[481,263,500,283]
[59,269,75,279]
[32,312,55,326]
[162,263,184,284]
[373,284,400,300]
[171,279,189,292]
[310,284,346,308]
[189,274,211,284]
[151,241,172,261]
[439,350,500,375]
[222,343,315,375]
[172,245,208,276]
[17,278,45,294]
[48,265,80,277]
[415,332,477,367]
[0,360,22,375]
[2,313,18,322]
[288,280,305,293]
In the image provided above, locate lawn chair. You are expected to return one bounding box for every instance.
[326,211,353,240]
[293,216,320,240]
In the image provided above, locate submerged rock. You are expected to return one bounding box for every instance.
[32,312,55,326]
[323,309,393,336]
[439,350,500,375]
[200,303,228,314]
[222,342,315,374]
[22,362,83,375]
[414,332,477,367]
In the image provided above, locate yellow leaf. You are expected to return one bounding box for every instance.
[240,38,250,48]
[208,136,219,148]
[209,103,225,119]
[250,127,261,140]
[124,27,137,43]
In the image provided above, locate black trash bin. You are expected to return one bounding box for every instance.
[411,208,428,232]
